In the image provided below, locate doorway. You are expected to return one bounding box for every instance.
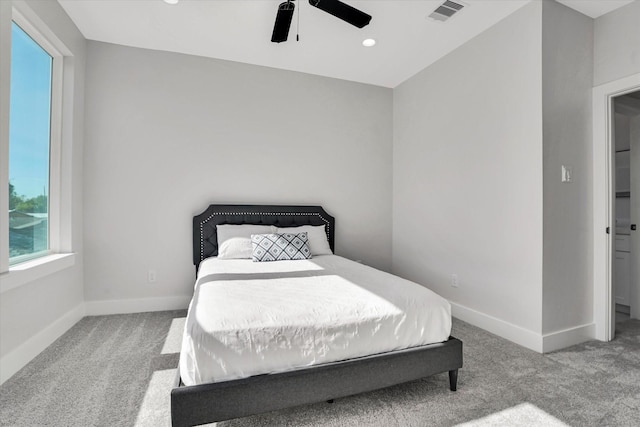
[612,92,640,330]
[593,72,640,342]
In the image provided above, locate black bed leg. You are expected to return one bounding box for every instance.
[327,399,334,404]
[448,369,458,391]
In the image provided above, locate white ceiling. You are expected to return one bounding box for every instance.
[57,0,635,88]
[555,0,634,18]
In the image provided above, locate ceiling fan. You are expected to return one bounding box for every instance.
[271,0,372,43]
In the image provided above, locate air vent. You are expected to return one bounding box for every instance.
[428,0,465,22]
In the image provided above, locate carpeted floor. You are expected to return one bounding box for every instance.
[1,311,638,427]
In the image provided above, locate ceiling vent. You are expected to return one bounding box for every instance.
[428,0,465,22]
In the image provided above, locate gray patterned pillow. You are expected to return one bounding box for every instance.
[251,232,312,262]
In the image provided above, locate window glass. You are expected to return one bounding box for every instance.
[8,22,52,262]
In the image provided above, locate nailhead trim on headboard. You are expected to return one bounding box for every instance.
[199,212,331,261]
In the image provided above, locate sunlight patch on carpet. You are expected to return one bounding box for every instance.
[456,403,568,426]
[162,317,186,355]
[135,369,176,427]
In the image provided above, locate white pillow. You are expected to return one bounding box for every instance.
[275,225,332,256]
[217,224,275,259]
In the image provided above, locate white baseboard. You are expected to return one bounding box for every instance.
[451,302,596,353]
[84,295,191,316]
[0,303,85,385]
[542,323,595,353]
[450,302,543,353]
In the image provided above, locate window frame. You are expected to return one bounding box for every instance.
[0,4,72,282]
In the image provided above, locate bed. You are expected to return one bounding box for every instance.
[171,204,463,427]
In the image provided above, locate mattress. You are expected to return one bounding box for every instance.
[179,255,452,386]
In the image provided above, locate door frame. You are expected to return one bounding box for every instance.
[593,72,640,341]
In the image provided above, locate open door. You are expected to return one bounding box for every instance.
[630,111,639,319]
[609,98,616,339]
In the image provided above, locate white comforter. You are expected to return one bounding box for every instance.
[179,255,451,386]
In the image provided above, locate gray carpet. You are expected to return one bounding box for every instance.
[1,311,639,427]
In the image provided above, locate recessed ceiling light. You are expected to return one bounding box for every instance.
[163,0,179,4]
[362,38,376,47]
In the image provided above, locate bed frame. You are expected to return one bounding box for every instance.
[172,204,463,427]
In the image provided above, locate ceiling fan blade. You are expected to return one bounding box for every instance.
[308,0,371,28]
[272,1,296,43]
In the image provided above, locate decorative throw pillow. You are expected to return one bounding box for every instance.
[251,233,312,262]
[275,225,333,256]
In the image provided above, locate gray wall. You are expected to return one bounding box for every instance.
[541,0,594,334]
[593,0,640,86]
[83,42,393,304]
[0,0,85,359]
[393,3,544,336]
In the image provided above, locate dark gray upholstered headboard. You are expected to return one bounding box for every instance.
[193,204,335,271]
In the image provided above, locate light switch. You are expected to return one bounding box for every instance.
[562,165,572,183]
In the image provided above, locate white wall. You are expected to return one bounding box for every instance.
[541,0,594,336]
[393,2,544,348]
[83,42,393,309]
[0,0,85,381]
[593,0,640,86]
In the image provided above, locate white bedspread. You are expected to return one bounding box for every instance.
[179,255,451,386]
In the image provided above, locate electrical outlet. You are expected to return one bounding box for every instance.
[451,274,459,288]
[148,269,157,283]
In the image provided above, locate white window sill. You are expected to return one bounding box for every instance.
[0,253,76,294]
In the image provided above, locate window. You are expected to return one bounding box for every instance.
[1,6,67,277]
[8,22,52,264]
